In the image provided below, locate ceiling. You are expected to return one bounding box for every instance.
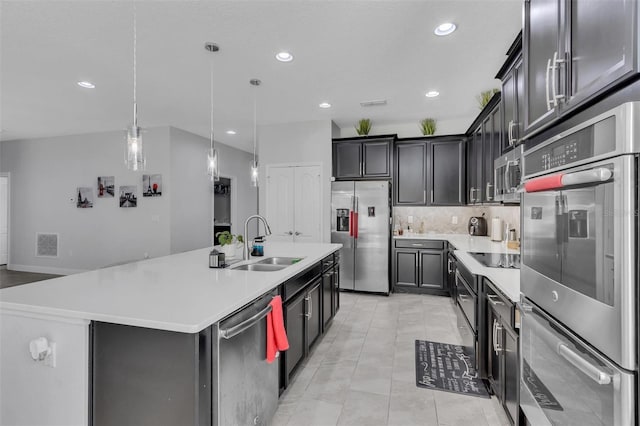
[0,0,523,152]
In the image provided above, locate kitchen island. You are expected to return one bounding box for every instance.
[0,242,341,426]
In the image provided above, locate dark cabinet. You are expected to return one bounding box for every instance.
[332,137,392,180]
[484,278,519,425]
[284,291,306,380]
[429,140,465,205]
[392,240,447,295]
[394,142,427,205]
[394,137,466,206]
[496,33,524,152]
[322,270,333,329]
[307,281,322,348]
[524,0,638,136]
[467,94,500,204]
[419,251,445,289]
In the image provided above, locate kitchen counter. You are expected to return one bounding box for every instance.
[394,233,520,302]
[0,242,341,333]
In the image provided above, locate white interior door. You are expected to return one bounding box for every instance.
[265,166,295,242]
[293,166,321,243]
[0,177,8,265]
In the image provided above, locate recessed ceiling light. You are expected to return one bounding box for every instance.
[77,81,95,89]
[434,22,457,36]
[275,51,293,62]
[319,102,332,109]
[425,91,440,98]
[226,130,237,135]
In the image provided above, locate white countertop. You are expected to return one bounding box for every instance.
[394,233,520,302]
[0,242,341,333]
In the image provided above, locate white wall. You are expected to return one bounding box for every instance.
[0,128,172,274]
[337,116,471,138]
[169,127,257,253]
[0,126,257,273]
[257,120,332,242]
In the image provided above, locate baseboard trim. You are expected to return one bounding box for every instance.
[7,264,87,276]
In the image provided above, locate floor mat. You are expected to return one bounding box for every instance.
[415,339,490,398]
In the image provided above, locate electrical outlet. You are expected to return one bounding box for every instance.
[451,216,458,224]
[407,215,414,224]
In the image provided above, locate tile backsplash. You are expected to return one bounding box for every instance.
[393,205,521,239]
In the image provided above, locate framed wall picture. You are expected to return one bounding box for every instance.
[142,174,162,197]
[119,185,137,208]
[76,187,94,208]
[97,176,115,198]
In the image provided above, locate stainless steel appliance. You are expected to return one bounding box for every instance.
[468,216,488,236]
[217,289,279,426]
[519,298,635,426]
[454,261,479,368]
[521,101,639,425]
[331,181,391,294]
[469,252,521,269]
[494,145,523,203]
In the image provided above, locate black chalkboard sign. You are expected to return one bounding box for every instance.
[415,340,489,398]
[522,359,563,411]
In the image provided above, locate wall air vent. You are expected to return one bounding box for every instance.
[360,99,387,107]
[36,233,59,257]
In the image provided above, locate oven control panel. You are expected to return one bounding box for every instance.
[525,116,615,176]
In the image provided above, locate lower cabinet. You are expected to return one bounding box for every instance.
[392,239,447,295]
[484,278,519,425]
[282,252,340,390]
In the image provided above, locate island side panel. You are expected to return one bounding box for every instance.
[0,311,90,426]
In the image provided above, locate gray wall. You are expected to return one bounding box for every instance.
[257,120,332,242]
[0,128,172,274]
[169,127,257,253]
[0,126,257,273]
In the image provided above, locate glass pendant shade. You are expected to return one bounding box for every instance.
[125,123,145,171]
[250,161,259,187]
[207,146,219,181]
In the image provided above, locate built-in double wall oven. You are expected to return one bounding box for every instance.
[520,102,638,425]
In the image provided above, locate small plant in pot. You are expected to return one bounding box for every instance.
[215,231,244,258]
[355,118,372,136]
[476,89,500,109]
[420,118,436,136]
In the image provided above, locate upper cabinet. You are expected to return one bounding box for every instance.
[394,137,466,206]
[523,0,638,137]
[496,32,524,151]
[332,136,393,180]
[466,93,501,204]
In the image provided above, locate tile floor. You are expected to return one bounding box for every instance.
[271,291,511,426]
[0,267,61,289]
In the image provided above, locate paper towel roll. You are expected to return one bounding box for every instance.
[491,217,503,241]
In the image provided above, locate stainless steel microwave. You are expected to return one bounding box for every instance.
[494,145,523,203]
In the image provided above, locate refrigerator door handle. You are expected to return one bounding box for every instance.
[353,212,359,239]
[349,211,354,237]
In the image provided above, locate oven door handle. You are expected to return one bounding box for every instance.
[558,343,612,385]
[524,167,612,193]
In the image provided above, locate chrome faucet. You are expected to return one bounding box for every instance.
[243,215,272,260]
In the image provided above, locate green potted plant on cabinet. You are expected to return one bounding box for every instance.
[476,88,500,109]
[420,118,437,136]
[215,231,244,259]
[355,118,372,136]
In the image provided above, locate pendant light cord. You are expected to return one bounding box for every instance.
[210,56,214,151]
[253,93,257,162]
[133,1,137,127]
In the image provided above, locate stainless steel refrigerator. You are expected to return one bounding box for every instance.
[331,181,391,294]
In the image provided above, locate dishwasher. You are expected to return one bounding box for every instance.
[214,288,279,426]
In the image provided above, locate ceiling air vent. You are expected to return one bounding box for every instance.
[36,233,59,258]
[360,99,387,107]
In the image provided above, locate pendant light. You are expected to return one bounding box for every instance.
[250,78,261,187]
[205,42,220,181]
[125,1,145,171]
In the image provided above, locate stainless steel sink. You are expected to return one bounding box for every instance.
[232,263,287,272]
[255,257,304,266]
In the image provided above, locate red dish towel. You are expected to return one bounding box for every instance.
[266,295,289,363]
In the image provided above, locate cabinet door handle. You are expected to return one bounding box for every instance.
[508,120,515,146]
[430,189,434,203]
[423,189,427,203]
[308,294,312,319]
[545,57,553,111]
[492,319,498,353]
[447,259,452,273]
[469,188,474,203]
[488,294,505,306]
[305,296,311,318]
[495,323,503,353]
[551,51,565,107]
[486,182,493,201]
